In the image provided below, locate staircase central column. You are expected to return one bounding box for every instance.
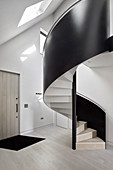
[72,72,76,150]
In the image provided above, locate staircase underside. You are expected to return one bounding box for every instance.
[44,67,105,150]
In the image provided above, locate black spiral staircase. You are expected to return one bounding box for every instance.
[43,0,113,150]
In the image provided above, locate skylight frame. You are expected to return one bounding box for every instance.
[18,0,53,27]
[40,28,47,55]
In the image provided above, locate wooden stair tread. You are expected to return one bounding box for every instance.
[77,137,105,143]
[77,128,96,135]
[76,137,105,150]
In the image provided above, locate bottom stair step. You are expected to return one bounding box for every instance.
[77,128,97,142]
[76,137,105,150]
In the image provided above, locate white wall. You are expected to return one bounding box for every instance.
[77,64,113,144]
[0,15,55,133]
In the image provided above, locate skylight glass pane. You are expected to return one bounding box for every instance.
[18,0,53,27]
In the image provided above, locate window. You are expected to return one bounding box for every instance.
[40,28,47,55]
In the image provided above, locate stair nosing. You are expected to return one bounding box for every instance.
[77,128,96,135]
[76,137,105,143]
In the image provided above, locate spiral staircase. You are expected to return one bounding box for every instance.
[43,0,113,150]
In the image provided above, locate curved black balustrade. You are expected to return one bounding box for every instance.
[43,0,108,93]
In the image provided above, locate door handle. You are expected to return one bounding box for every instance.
[16,104,18,112]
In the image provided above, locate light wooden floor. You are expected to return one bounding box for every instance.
[0,125,113,170]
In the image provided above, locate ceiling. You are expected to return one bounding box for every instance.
[0,0,64,46]
[1,0,113,68]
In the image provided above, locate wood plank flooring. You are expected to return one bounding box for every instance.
[0,125,113,170]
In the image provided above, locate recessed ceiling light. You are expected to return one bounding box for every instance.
[20,57,28,62]
[18,0,52,27]
[22,45,36,55]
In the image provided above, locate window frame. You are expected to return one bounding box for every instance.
[40,28,47,55]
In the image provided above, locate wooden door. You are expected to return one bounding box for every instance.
[0,71,20,140]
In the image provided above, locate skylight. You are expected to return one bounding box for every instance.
[18,0,52,27]
[22,45,36,55]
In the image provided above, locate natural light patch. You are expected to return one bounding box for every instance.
[40,28,47,54]
[22,45,36,55]
[36,93,43,102]
[20,57,28,62]
[18,0,53,27]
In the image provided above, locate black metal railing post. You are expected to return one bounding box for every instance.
[72,72,76,150]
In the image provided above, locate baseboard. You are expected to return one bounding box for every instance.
[106,141,113,146]
[20,129,34,135]
[20,123,55,135]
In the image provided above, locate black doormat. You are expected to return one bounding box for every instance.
[0,135,45,151]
